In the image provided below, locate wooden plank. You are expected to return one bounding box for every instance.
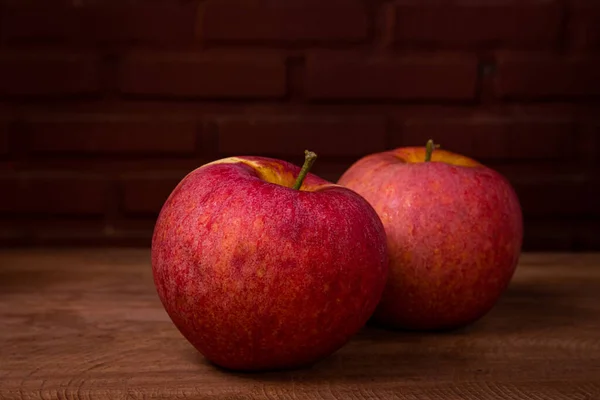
[1,250,599,399]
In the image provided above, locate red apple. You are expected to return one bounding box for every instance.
[337,140,523,331]
[151,151,389,371]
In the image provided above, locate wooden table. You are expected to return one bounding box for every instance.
[1,250,599,399]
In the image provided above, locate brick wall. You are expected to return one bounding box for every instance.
[0,0,598,250]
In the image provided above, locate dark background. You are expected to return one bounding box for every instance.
[0,0,598,250]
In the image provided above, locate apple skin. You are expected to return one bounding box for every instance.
[337,147,523,331]
[151,155,389,371]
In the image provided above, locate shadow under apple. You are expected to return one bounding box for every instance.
[185,276,599,388]
[184,325,476,384]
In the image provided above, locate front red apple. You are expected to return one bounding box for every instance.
[338,141,523,331]
[151,152,388,371]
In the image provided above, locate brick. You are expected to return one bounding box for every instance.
[514,180,593,218]
[27,117,198,155]
[394,116,576,160]
[0,218,157,246]
[0,174,108,215]
[120,53,286,99]
[0,219,109,246]
[574,219,600,251]
[201,0,368,43]
[306,53,478,100]
[567,0,600,51]
[1,4,198,44]
[575,126,596,169]
[512,121,577,161]
[0,158,211,175]
[393,0,562,49]
[495,166,595,218]
[589,177,600,217]
[522,218,575,251]
[494,53,600,99]
[0,52,100,97]
[0,124,8,155]
[217,116,387,157]
[586,122,600,166]
[121,175,184,215]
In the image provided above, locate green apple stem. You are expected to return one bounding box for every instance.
[293,150,318,190]
[425,139,440,162]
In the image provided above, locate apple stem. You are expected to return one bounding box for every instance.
[425,139,440,162]
[292,150,318,190]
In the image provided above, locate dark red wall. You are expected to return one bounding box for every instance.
[0,0,598,250]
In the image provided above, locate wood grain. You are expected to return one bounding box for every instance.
[1,249,599,399]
